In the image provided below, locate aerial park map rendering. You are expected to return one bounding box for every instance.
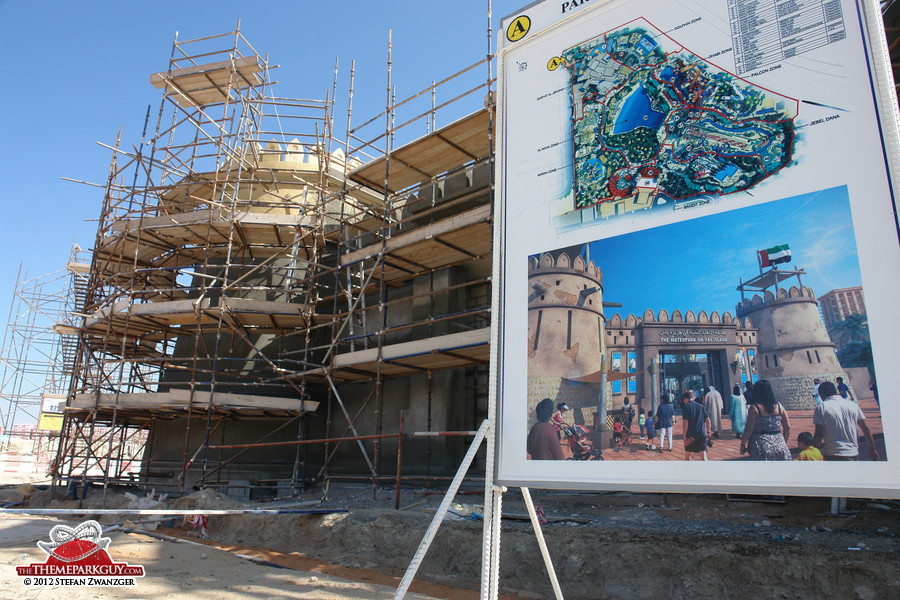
[560,18,797,216]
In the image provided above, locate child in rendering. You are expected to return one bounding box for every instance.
[613,418,623,452]
[638,409,646,439]
[644,413,657,450]
[795,431,823,461]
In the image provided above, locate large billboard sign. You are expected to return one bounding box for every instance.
[494,0,900,496]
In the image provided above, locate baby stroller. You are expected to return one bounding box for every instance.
[561,423,603,460]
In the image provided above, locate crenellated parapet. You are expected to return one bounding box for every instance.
[227,139,364,173]
[528,251,605,317]
[607,309,750,326]
[528,251,603,284]
[528,249,606,380]
[735,286,817,317]
[604,308,758,352]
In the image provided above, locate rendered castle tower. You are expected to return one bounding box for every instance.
[736,267,846,409]
[527,249,605,425]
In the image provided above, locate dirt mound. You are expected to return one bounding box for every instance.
[173,488,243,510]
[198,488,900,599]
[4,477,900,598]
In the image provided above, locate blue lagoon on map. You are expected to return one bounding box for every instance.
[557,19,797,222]
[612,83,667,134]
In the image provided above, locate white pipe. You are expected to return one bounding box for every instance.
[522,487,564,600]
[393,419,489,599]
[3,507,341,516]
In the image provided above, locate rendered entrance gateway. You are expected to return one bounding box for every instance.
[527,245,848,432]
[49,28,494,498]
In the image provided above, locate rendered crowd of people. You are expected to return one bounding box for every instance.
[528,377,880,462]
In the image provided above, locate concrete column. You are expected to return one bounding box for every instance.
[598,354,608,430]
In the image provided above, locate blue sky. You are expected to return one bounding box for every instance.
[0,0,524,316]
[589,186,863,319]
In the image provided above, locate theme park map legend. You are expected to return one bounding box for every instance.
[728,0,847,73]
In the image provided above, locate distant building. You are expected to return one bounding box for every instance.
[818,286,867,333]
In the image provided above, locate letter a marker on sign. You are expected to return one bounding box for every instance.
[506,15,530,42]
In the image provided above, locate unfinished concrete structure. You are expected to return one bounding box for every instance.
[52,28,493,499]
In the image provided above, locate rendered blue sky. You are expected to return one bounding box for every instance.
[0,0,523,308]
[589,186,863,319]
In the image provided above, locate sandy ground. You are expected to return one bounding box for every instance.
[0,515,455,599]
[3,472,900,599]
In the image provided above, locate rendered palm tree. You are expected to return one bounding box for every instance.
[830,314,873,375]
[829,313,869,347]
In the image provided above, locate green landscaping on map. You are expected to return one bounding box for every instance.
[561,20,796,211]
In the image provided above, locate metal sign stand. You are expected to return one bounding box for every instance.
[393,38,563,593]
[393,416,564,599]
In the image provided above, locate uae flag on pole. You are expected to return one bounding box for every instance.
[758,244,791,268]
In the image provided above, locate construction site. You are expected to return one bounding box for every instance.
[0,26,492,502]
[2,5,900,599]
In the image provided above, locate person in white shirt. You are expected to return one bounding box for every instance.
[813,381,877,461]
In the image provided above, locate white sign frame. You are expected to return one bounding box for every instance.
[493,0,900,497]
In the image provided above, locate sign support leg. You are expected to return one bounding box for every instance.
[393,419,489,599]
[480,414,499,600]
[521,486,564,600]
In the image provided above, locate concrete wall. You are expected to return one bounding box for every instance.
[143,416,308,496]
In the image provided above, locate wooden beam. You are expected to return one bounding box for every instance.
[341,204,490,266]
[332,328,489,367]
[72,390,317,413]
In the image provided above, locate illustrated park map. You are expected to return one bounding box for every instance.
[556,19,797,224]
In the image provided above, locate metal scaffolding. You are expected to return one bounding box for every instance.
[43,17,495,503]
[0,244,88,453]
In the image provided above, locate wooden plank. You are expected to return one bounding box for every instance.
[340,204,490,266]
[332,328,489,368]
[150,56,262,103]
[108,209,220,234]
[73,390,317,413]
[84,299,209,328]
[97,221,321,279]
[359,219,489,284]
[232,211,314,227]
[150,56,260,85]
[84,296,322,340]
[108,209,313,236]
[131,298,210,316]
[66,261,91,274]
[169,390,316,412]
[220,297,309,315]
[54,324,79,336]
[349,109,490,193]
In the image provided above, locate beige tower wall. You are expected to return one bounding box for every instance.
[737,285,846,409]
[527,252,605,426]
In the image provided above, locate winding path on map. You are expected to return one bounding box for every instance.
[562,18,797,211]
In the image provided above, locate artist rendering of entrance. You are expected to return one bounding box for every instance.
[658,350,728,401]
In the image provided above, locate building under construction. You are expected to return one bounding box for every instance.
[44,3,900,501]
[51,28,493,499]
